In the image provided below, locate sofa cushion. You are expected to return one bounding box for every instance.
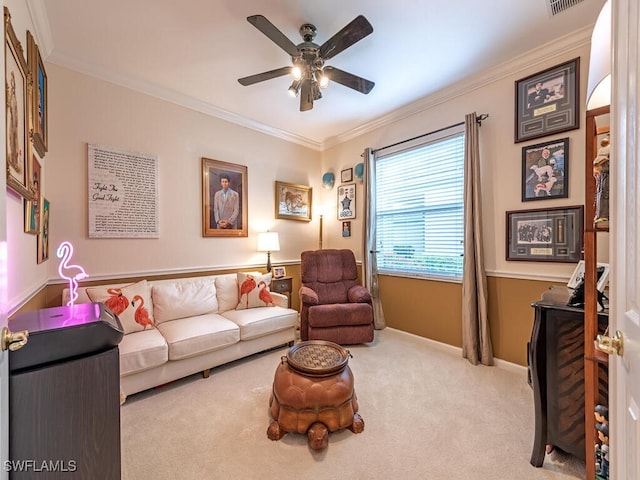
[214,274,239,313]
[119,328,168,376]
[87,280,154,334]
[152,277,218,324]
[156,313,240,361]
[236,272,274,310]
[221,306,297,340]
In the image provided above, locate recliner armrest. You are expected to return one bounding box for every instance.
[348,285,372,303]
[299,286,319,305]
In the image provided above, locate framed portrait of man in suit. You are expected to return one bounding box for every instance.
[202,157,248,237]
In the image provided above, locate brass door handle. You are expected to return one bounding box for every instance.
[596,330,624,356]
[1,326,29,352]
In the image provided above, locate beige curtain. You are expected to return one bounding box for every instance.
[461,112,493,365]
[362,147,386,329]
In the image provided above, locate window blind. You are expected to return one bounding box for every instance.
[375,131,465,280]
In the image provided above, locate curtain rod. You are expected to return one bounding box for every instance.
[372,113,489,154]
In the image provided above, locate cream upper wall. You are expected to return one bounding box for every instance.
[6,0,607,312]
[320,38,610,281]
[8,56,322,312]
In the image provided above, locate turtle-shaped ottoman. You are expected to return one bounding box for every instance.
[267,340,364,450]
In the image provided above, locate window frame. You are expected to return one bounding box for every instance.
[374,126,465,283]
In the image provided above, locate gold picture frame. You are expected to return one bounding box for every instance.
[24,154,41,234]
[275,181,312,222]
[202,158,248,237]
[4,7,33,199]
[27,30,47,157]
[36,197,49,263]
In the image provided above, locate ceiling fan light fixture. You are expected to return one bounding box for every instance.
[288,80,301,97]
[291,64,303,81]
[318,72,329,89]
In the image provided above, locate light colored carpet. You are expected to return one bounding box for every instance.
[120,328,586,480]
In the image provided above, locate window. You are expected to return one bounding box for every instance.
[375,129,465,280]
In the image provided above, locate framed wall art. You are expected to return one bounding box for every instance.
[275,181,312,221]
[24,154,41,234]
[506,205,583,262]
[341,168,353,183]
[567,260,609,292]
[36,197,49,264]
[515,57,580,143]
[522,137,569,201]
[27,31,47,157]
[5,7,33,199]
[337,183,356,220]
[342,221,351,237]
[202,158,248,237]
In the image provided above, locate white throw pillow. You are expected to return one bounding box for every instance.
[236,272,274,310]
[87,280,154,334]
[152,277,218,324]
[215,274,239,313]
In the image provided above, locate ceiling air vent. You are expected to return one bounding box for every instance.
[547,0,585,16]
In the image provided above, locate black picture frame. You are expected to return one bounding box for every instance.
[506,205,583,262]
[514,58,580,143]
[521,137,569,201]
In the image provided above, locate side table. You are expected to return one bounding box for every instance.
[271,276,293,307]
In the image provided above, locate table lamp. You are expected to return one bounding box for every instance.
[257,231,280,272]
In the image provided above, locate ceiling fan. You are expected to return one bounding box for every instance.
[238,14,375,112]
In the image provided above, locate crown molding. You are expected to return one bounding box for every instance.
[323,25,593,149]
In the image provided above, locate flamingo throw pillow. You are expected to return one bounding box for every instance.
[236,272,274,310]
[87,280,155,334]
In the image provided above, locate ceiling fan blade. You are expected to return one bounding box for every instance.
[319,15,373,60]
[323,66,375,94]
[247,15,299,57]
[238,66,292,86]
[300,79,313,111]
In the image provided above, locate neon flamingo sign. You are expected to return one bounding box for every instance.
[57,241,89,306]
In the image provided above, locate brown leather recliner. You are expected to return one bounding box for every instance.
[299,249,374,344]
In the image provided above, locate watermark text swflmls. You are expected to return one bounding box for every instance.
[3,460,77,472]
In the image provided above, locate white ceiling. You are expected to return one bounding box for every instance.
[28,0,605,150]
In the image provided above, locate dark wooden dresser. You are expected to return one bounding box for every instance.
[528,300,608,467]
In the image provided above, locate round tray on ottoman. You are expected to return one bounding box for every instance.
[286,340,350,377]
[267,340,364,450]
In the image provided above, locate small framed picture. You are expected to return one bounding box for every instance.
[522,138,569,201]
[342,221,351,237]
[36,197,49,263]
[27,31,47,157]
[341,168,353,183]
[273,266,286,278]
[514,58,580,143]
[24,154,41,234]
[337,183,356,220]
[275,181,312,222]
[567,260,609,292]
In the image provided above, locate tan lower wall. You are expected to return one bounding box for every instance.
[378,274,566,366]
[17,267,562,367]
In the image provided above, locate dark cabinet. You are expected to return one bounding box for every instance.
[528,302,608,467]
[8,304,123,479]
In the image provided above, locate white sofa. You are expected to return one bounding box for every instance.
[63,272,298,401]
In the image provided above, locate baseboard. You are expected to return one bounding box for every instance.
[384,327,527,375]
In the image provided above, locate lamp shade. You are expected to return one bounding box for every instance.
[257,232,280,252]
[586,0,611,110]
